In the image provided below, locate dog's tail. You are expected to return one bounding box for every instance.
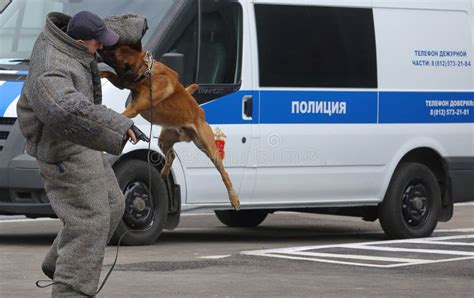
[185,84,199,95]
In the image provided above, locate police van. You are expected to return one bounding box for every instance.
[1,0,473,245]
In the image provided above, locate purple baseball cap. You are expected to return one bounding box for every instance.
[67,11,119,46]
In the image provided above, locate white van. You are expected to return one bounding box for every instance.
[0,0,473,245]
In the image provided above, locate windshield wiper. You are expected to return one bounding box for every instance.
[9,59,30,64]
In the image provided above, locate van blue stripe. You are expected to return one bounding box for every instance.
[201,90,259,124]
[380,91,474,123]
[1,79,472,124]
[201,90,474,124]
[259,90,377,124]
[0,81,23,117]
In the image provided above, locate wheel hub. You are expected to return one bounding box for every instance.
[402,183,429,227]
[123,181,154,229]
[409,196,425,211]
[132,197,146,212]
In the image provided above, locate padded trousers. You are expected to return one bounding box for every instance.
[37,149,125,297]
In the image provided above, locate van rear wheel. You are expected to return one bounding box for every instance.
[214,210,268,227]
[378,162,441,239]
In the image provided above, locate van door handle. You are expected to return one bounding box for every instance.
[242,95,253,120]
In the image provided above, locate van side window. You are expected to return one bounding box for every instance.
[198,2,242,85]
[255,4,377,88]
[165,14,199,87]
[159,0,243,103]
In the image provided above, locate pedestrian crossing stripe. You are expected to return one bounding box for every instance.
[241,233,474,268]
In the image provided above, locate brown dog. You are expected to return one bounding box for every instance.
[100,46,240,210]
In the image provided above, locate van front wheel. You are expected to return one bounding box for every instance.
[112,160,169,246]
[378,162,441,239]
[215,210,268,227]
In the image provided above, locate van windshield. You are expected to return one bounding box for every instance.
[0,0,174,65]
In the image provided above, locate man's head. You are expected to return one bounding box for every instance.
[67,11,119,54]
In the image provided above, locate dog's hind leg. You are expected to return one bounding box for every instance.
[191,121,240,210]
[158,128,181,177]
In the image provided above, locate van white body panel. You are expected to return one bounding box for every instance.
[2,0,472,216]
[181,0,473,210]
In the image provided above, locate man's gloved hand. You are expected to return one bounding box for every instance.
[126,127,138,144]
[125,125,150,144]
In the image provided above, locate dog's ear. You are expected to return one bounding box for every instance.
[185,84,199,95]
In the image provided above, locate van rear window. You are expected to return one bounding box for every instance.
[255,4,377,88]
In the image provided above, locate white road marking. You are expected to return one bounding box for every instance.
[385,256,474,268]
[241,234,474,268]
[246,252,474,269]
[198,255,231,259]
[347,244,474,256]
[403,240,474,246]
[288,251,428,263]
[251,253,394,268]
[408,241,474,247]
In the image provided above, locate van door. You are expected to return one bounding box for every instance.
[250,1,380,206]
[155,0,255,206]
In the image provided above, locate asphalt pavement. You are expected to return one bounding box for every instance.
[1,203,473,297]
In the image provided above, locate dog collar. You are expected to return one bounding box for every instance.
[133,51,154,83]
[144,51,154,77]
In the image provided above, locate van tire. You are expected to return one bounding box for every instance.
[214,210,268,227]
[112,160,168,246]
[378,162,441,239]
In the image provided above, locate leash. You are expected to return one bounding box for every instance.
[144,50,155,215]
[36,51,156,296]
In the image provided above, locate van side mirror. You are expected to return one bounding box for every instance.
[160,53,184,79]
